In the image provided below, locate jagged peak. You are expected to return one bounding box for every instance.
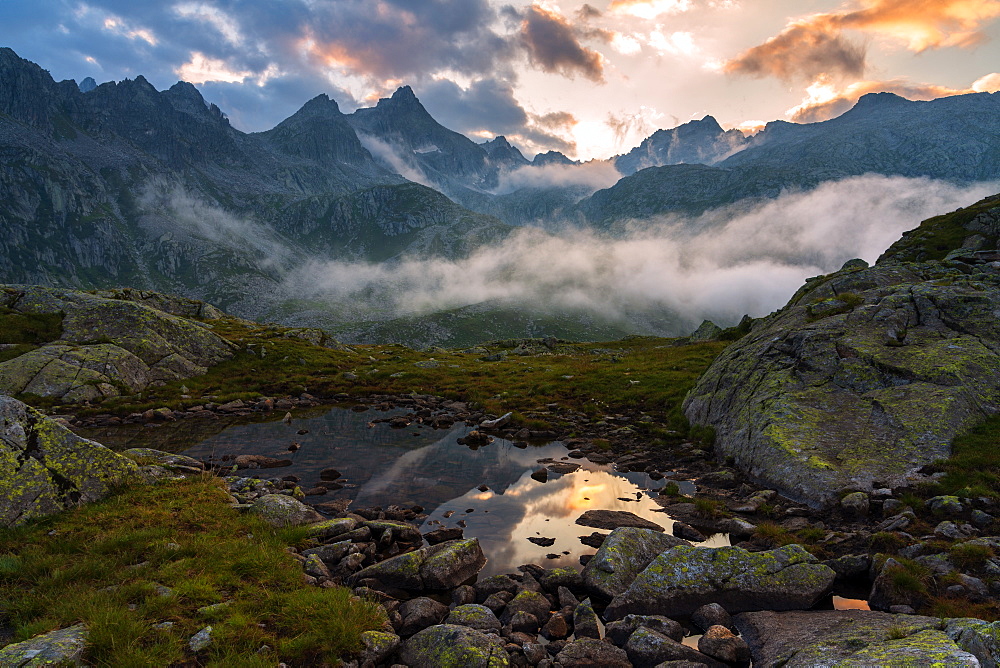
[167,81,206,102]
[484,135,513,148]
[296,93,343,117]
[78,77,97,93]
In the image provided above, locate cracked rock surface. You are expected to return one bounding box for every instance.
[684,237,1000,506]
[0,285,235,402]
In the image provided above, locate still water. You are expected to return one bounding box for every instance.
[88,406,727,575]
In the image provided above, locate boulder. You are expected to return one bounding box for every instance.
[0,396,139,526]
[737,610,979,667]
[868,557,927,612]
[400,624,510,668]
[352,538,486,591]
[249,494,324,528]
[0,623,88,666]
[555,638,631,667]
[575,509,665,531]
[682,251,1000,506]
[691,603,735,633]
[398,597,450,636]
[447,604,502,634]
[358,630,400,666]
[624,627,724,668]
[0,286,234,402]
[582,527,689,599]
[605,615,683,646]
[604,545,835,620]
[698,625,750,664]
[573,598,601,639]
[946,618,1000,667]
[500,590,551,626]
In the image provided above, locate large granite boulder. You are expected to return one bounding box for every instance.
[0,285,235,402]
[351,538,486,591]
[399,624,509,667]
[0,623,88,666]
[604,544,835,620]
[946,618,1000,668]
[582,527,689,599]
[0,395,139,526]
[250,494,324,528]
[683,199,1000,505]
[736,610,982,667]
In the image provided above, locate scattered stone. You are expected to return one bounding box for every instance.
[398,597,450,636]
[530,469,548,483]
[233,454,292,469]
[624,627,724,668]
[692,603,735,633]
[573,598,601,639]
[698,625,750,664]
[189,626,213,652]
[250,494,324,528]
[555,638,631,668]
[500,590,551,627]
[672,521,707,542]
[579,532,607,548]
[541,612,571,640]
[447,604,502,634]
[528,536,555,547]
[575,510,664,531]
[605,615,684,646]
[400,624,510,667]
[352,539,487,591]
[424,527,464,545]
[605,544,835,620]
[928,495,964,515]
[358,630,400,666]
[840,492,870,516]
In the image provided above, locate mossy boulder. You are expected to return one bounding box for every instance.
[683,227,1000,505]
[399,624,509,668]
[351,538,486,591]
[582,526,689,598]
[0,623,88,666]
[249,494,323,528]
[0,285,235,402]
[736,609,983,667]
[446,604,502,634]
[945,618,1000,667]
[604,544,835,620]
[0,395,139,526]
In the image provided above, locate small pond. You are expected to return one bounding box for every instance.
[80,406,727,576]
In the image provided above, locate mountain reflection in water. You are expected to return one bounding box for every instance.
[122,406,729,574]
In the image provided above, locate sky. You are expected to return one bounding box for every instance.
[1,0,999,160]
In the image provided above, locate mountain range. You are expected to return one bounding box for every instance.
[1,46,999,345]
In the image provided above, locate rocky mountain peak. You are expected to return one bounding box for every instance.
[295,93,344,118]
[78,76,97,93]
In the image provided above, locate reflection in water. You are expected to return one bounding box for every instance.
[100,407,729,576]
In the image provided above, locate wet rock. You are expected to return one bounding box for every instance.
[605,615,683,646]
[579,532,607,548]
[691,603,735,633]
[698,625,750,664]
[398,597,450,636]
[400,624,510,667]
[233,454,292,469]
[573,598,601,639]
[0,623,88,665]
[447,604,502,634]
[672,521,707,542]
[424,527,464,545]
[530,468,548,483]
[555,638,631,667]
[624,627,724,668]
[250,494,324,528]
[575,510,665,531]
[605,544,835,620]
[582,527,690,599]
[736,609,978,667]
[352,538,486,591]
[528,536,555,547]
[358,630,400,665]
[319,467,342,480]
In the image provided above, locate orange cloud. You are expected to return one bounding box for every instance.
[726,0,1000,82]
[786,75,991,123]
[520,5,605,82]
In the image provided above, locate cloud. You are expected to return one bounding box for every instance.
[608,0,692,20]
[518,4,606,82]
[419,77,577,155]
[725,0,1000,83]
[282,176,999,334]
[492,161,622,195]
[786,74,993,122]
[724,21,867,82]
[176,52,252,85]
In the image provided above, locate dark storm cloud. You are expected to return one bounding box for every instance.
[518,4,606,82]
[419,77,577,154]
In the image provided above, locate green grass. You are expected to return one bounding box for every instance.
[0,307,63,345]
[880,194,1000,263]
[932,413,1000,498]
[949,542,994,570]
[0,476,385,666]
[80,319,727,440]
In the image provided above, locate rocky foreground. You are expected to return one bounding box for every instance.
[4,397,1000,667]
